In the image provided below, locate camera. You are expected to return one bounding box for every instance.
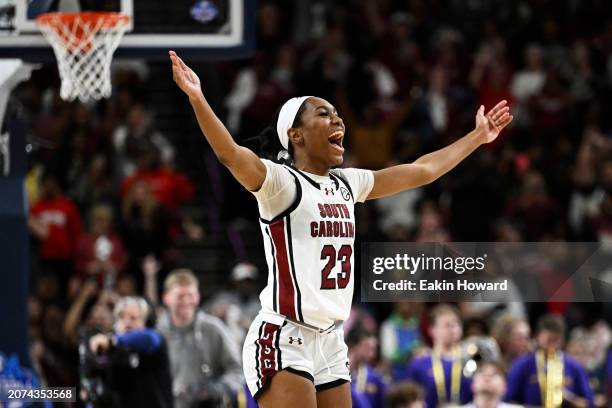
[77,329,120,407]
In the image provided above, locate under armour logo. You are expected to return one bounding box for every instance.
[288,336,303,345]
[324,187,334,196]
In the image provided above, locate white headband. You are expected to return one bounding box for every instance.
[276,96,312,150]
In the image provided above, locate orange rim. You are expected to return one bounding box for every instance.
[36,12,130,52]
[36,12,130,29]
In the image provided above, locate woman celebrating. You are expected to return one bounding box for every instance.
[169,51,512,408]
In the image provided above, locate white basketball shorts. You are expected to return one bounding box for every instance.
[242,312,351,400]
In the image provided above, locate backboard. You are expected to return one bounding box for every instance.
[0,0,255,60]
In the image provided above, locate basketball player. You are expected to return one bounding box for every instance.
[169,50,513,408]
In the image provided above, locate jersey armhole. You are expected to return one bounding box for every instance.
[259,168,302,224]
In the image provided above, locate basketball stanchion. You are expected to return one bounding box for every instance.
[36,12,130,102]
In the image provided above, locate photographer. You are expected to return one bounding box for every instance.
[157,269,243,408]
[82,296,173,408]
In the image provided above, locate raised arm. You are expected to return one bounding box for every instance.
[170,51,266,191]
[367,101,512,200]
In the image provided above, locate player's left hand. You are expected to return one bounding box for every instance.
[475,100,513,144]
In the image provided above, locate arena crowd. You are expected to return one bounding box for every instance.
[12,0,612,406]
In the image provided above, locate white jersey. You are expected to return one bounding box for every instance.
[252,160,374,329]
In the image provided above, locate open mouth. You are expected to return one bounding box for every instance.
[328,130,345,152]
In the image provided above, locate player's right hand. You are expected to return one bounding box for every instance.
[169,51,203,100]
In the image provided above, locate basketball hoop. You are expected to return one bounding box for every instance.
[36,12,130,102]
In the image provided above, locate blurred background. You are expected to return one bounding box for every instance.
[2,0,612,407]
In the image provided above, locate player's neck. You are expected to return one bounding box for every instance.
[294,157,329,177]
[473,394,502,408]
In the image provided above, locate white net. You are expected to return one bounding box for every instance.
[37,13,130,102]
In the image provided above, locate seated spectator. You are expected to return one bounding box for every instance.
[505,314,594,407]
[84,296,173,408]
[347,326,388,408]
[401,304,473,407]
[448,361,522,408]
[206,262,262,345]
[157,269,243,408]
[386,381,426,408]
[380,302,425,380]
[491,315,531,367]
[74,204,127,287]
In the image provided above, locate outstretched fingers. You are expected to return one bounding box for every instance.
[487,100,508,116]
[498,113,514,129]
[489,106,510,122]
[489,112,513,130]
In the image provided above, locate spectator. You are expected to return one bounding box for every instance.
[528,71,573,138]
[413,65,456,141]
[491,315,531,367]
[69,154,115,213]
[386,381,426,408]
[566,322,611,408]
[206,262,262,345]
[84,296,174,408]
[347,326,388,408]
[401,304,473,407]
[113,104,176,179]
[29,170,83,289]
[568,131,608,237]
[63,280,113,346]
[374,187,423,238]
[335,90,414,169]
[380,302,425,380]
[120,145,194,212]
[470,43,514,117]
[121,180,170,277]
[505,170,561,240]
[505,314,594,407]
[587,157,612,245]
[157,269,243,408]
[414,202,451,243]
[448,361,522,408]
[510,44,546,127]
[74,204,127,288]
